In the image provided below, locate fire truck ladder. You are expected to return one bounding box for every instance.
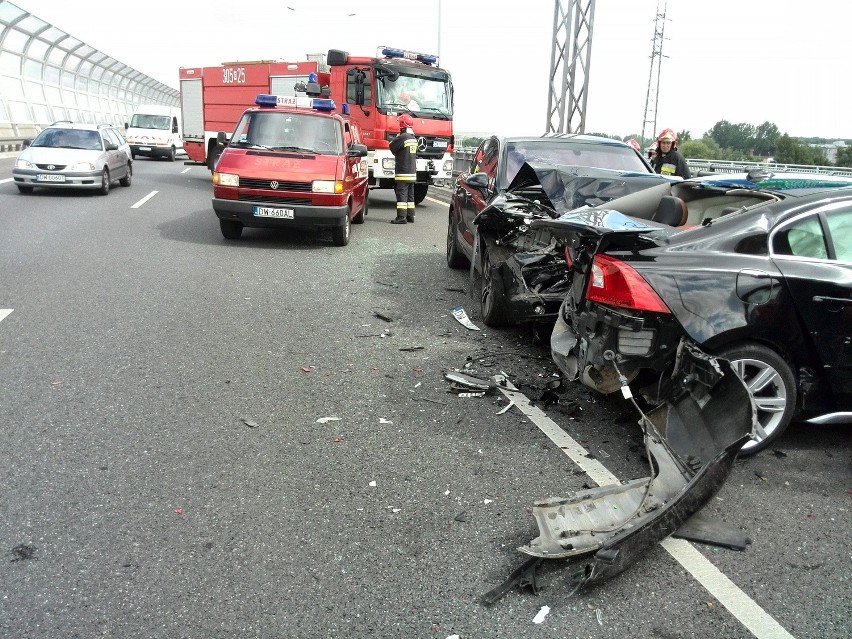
[546,0,596,134]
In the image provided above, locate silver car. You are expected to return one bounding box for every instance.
[12,122,133,195]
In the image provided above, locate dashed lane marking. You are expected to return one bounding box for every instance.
[0,309,13,322]
[0,178,13,184]
[499,383,795,639]
[131,190,159,209]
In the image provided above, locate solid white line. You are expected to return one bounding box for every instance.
[131,190,159,209]
[0,177,13,184]
[498,382,794,639]
[0,309,13,322]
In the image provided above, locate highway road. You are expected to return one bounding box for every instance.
[0,156,849,638]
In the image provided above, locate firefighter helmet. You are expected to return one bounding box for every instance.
[398,113,414,130]
[657,128,676,143]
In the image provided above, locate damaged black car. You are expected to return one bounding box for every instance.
[446,134,671,327]
[540,172,852,454]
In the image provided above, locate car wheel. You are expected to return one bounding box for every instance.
[168,146,176,162]
[98,168,110,195]
[220,219,243,240]
[414,183,428,205]
[480,243,510,327]
[332,208,351,246]
[119,162,132,187]
[717,342,797,455]
[447,209,470,269]
[208,145,222,172]
[131,152,136,160]
[16,184,34,194]
[352,195,368,224]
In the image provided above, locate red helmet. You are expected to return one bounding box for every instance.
[657,128,676,143]
[626,138,641,151]
[398,113,414,130]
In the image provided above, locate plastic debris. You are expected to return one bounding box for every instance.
[596,608,603,625]
[316,416,342,424]
[301,367,312,373]
[483,499,493,505]
[379,418,393,424]
[374,311,393,322]
[399,346,424,352]
[532,606,550,624]
[241,417,259,428]
[496,401,516,415]
[450,306,480,331]
[368,481,377,487]
[446,635,461,639]
[333,437,343,443]
[445,371,496,391]
[50,380,63,388]
[175,508,184,516]
[458,392,485,398]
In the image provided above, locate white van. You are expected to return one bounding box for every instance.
[124,105,184,161]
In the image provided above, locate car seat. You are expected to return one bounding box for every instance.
[651,195,688,226]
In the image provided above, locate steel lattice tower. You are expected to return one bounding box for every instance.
[641,0,668,143]
[546,0,596,134]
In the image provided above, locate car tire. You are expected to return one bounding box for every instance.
[414,183,428,205]
[352,196,368,224]
[16,184,33,194]
[98,168,110,195]
[446,209,470,269]
[131,152,136,160]
[480,243,510,327]
[716,342,797,456]
[332,208,351,246]
[168,146,176,162]
[208,145,222,172]
[119,162,132,187]
[220,219,243,240]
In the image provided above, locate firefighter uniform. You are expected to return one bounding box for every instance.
[389,127,418,223]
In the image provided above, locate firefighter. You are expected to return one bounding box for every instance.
[389,113,417,224]
[652,129,691,179]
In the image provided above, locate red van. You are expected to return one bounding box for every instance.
[212,94,369,246]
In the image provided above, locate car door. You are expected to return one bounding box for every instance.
[771,203,852,405]
[458,136,500,253]
[101,129,123,176]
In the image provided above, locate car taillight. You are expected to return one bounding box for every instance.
[586,254,670,313]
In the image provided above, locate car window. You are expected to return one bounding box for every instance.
[773,215,829,259]
[230,111,341,154]
[473,138,498,180]
[103,129,123,147]
[826,208,852,262]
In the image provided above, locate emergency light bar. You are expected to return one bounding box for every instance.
[379,46,438,66]
[255,94,337,112]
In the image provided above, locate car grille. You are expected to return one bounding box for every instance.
[618,328,656,356]
[35,164,67,170]
[238,194,312,205]
[239,178,311,191]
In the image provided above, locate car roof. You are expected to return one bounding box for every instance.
[498,133,633,148]
[44,121,116,131]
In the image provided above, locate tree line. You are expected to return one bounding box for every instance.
[459,121,852,167]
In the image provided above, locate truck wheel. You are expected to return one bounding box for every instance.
[414,183,428,205]
[220,219,243,240]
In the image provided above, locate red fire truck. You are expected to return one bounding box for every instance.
[179,47,454,204]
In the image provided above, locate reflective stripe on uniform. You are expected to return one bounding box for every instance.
[395,174,416,182]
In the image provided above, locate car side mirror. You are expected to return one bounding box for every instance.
[124,122,129,130]
[106,142,118,151]
[216,131,227,145]
[22,139,31,149]
[348,143,368,158]
[464,172,489,190]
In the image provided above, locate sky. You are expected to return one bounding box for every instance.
[9,0,852,140]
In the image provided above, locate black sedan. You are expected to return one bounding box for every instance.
[446,134,667,327]
[541,172,852,454]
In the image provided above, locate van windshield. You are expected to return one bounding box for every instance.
[130,114,171,130]
[229,111,342,155]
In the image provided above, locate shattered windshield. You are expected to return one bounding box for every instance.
[504,140,651,187]
[228,111,342,155]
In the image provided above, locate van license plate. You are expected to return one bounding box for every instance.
[139,146,151,151]
[36,174,65,182]
[253,207,294,219]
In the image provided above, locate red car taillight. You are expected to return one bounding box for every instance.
[586,254,671,313]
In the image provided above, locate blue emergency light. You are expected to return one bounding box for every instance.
[342,103,350,116]
[380,46,438,66]
[254,94,337,112]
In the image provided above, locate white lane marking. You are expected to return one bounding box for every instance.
[498,383,794,639]
[425,195,447,206]
[0,177,13,184]
[0,309,13,322]
[181,168,191,174]
[661,538,795,639]
[131,190,159,209]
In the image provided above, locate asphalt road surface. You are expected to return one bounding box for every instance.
[0,156,849,639]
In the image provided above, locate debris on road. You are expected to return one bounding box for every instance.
[399,346,425,352]
[241,417,259,428]
[444,371,497,394]
[10,544,37,562]
[374,311,394,322]
[532,606,550,624]
[368,481,377,487]
[379,418,393,424]
[496,401,516,415]
[316,416,342,424]
[458,392,485,398]
[450,305,480,331]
